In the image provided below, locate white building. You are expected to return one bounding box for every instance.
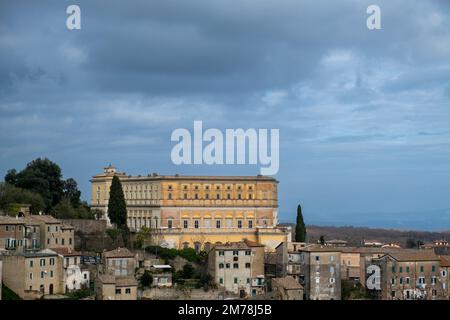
[46,248,90,292]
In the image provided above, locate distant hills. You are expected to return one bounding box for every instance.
[279,223,450,247]
[280,207,450,232]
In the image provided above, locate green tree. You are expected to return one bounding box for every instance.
[107,176,127,228]
[295,204,307,242]
[51,198,95,219]
[0,183,45,214]
[182,263,194,279]
[140,270,153,288]
[135,226,152,249]
[319,235,325,245]
[63,178,82,208]
[4,158,65,211]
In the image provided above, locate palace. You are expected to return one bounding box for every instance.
[90,165,290,251]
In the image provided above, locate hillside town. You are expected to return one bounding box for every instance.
[1,163,450,300]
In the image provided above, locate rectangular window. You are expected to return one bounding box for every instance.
[29,260,34,267]
[420,266,424,273]
[233,263,239,269]
[69,238,72,245]
[50,271,54,278]
[237,220,242,229]
[399,267,403,273]
[183,220,188,229]
[233,250,239,256]
[168,220,173,229]
[219,278,223,284]
[248,220,253,229]
[115,289,121,295]
[226,263,230,269]
[216,220,221,229]
[391,266,396,273]
[194,220,199,229]
[234,278,238,284]
[406,266,410,273]
[41,271,45,279]
[218,251,224,256]
[245,250,251,256]
[432,265,436,272]
[29,273,33,280]
[126,288,131,294]
[245,263,251,268]
[40,259,45,267]
[406,277,410,284]
[399,278,403,284]
[50,258,55,266]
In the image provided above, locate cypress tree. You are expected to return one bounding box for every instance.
[295,204,307,242]
[108,175,127,229]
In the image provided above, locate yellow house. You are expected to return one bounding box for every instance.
[91,165,290,251]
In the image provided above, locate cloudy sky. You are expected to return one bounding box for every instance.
[1,0,450,230]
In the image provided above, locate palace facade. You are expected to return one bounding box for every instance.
[90,166,290,251]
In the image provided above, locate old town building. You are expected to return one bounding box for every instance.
[95,274,138,300]
[90,165,289,251]
[25,215,74,250]
[372,250,446,300]
[208,239,265,298]
[293,245,342,300]
[0,216,40,252]
[2,250,63,299]
[50,248,90,292]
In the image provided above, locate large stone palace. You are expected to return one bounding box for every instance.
[90,165,290,251]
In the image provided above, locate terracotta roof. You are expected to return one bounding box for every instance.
[0,216,25,225]
[440,256,450,267]
[26,215,61,224]
[98,274,116,284]
[115,277,138,287]
[214,240,264,250]
[272,277,303,290]
[50,247,81,257]
[92,173,277,182]
[103,247,135,259]
[298,244,342,253]
[385,250,439,262]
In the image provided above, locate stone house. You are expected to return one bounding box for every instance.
[271,276,304,300]
[208,239,265,298]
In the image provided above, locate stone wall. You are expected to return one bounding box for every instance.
[140,287,224,300]
[61,219,107,234]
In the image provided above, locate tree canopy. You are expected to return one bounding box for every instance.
[3,157,95,219]
[107,175,128,228]
[295,204,307,242]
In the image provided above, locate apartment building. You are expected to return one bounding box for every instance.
[91,165,290,251]
[95,274,138,300]
[296,245,341,300]
[208,239,265,298]
[0,216,40,252]
[26,215,74,250]
[372,250,446,300]
[2,250,63,299]
[50,248,90,292]
[275,242,307,280]
[102,247,136,277]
